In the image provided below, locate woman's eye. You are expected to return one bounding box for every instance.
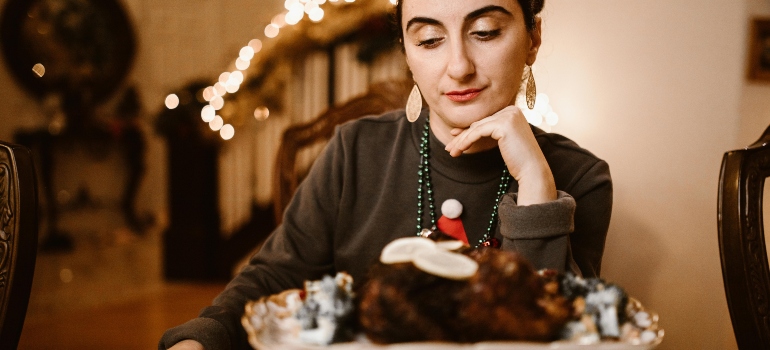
[472,29,501,40]
[417,37,443,48]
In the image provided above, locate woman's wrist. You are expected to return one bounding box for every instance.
[513,165,557,206]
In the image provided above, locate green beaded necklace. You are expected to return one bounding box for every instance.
[416,117,512,248]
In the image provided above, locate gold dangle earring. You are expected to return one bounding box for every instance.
[525,65,537,110]
[406,84,422,123]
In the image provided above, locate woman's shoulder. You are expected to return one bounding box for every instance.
[531,126,611,189]
[340,109,406,126]
[335,109,409,137]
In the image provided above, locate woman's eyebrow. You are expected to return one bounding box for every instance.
[465,5,513,21]
[405,17,442,32]
[405,5,513,32]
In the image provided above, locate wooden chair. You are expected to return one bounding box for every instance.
[0,140,39,349]
[272,80,414,224]
[718,124,770,349]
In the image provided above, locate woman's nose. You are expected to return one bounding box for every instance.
[446,41,475,81]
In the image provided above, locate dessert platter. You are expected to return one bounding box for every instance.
[242,236,663,350]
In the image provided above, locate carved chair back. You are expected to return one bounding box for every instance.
[0,140,38,349]
[272,80,413,224]
[718,125,770,349]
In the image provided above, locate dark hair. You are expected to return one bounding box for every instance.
[393,0,545,43]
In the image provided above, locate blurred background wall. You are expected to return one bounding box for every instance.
[1,0,769,349]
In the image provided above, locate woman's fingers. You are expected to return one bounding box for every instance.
[445,118,502,157]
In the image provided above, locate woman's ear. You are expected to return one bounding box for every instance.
[526,17,542,66]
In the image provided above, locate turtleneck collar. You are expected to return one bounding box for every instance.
[410,107,506,184]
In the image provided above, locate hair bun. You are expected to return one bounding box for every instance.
[531,0,545,14]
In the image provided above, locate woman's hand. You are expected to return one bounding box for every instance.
[444,105,556,206]
[167,339,205,350]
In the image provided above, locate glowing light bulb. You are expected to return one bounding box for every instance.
[304,2,317,14]
[389,0,397,4]
[203,87,215,101]
[213,83,227,96]
[220,124,235,140]
[265,24,279,38]
[286,10,303,25]
[254,106,270,121]
[210,96,225,110]
[271,12,287,28]
[225,84,239,94]
[209,115,224,131]
[248,39,263,53]
[309,7,324,21]
[219,72,231,85]
[230,71,244,84]
[32,63,45,77]
[201,105,216,122]
[289,2,304,13]
[284,0,298,10]
[165,94,180,109]
[239,46,255,60]
[235,58,251,70]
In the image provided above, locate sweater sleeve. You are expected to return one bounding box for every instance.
[159,127,346,350]
[498,191,576,273]
[498,159,612,277]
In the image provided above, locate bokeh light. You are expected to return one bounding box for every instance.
[239,46,255,61]
[165,94,180,109]
[32,63,45,77]
[209,115,224,131]
[220,124,235,140]
[210,96,225,110]
[265,24,279,38]
[248,39,263,53]
[254,106,270,121]
[201,105,216,122]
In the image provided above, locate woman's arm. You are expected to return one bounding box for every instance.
[497,158,612,277]
[444,105,557,205]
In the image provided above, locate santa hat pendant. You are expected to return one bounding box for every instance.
[436,199,469,245]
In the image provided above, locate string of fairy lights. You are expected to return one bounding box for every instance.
[163,0,558,140]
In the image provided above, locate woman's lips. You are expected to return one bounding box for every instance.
[445,88,483,102]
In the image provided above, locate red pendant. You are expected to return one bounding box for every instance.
[481,238,500,248]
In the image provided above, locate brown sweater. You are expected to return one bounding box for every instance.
[159,108,612,350]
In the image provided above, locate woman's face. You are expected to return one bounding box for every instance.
[402,0,541,136]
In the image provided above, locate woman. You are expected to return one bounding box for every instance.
[161,0,611,349]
